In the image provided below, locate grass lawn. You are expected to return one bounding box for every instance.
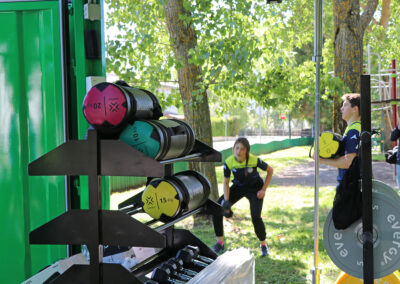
[178,185,338,283]
[110,146,344,283]
[372,150,385,162]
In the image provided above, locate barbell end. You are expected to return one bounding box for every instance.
[363,231,374,245]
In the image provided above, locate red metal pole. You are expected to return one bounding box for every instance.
[392,59,397,146]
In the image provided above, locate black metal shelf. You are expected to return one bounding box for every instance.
[29,135,221,177]
[28,129,221,284]
[29,210,166,248]
[46,263,141,284]
[49,228,218,284]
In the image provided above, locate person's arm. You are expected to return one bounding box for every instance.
[223,177,230,201]
[317,127,359,169]
[222,161,231,200]
[257,165,273,199]
[319,152,357,169]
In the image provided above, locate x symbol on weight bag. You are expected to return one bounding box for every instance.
[109,103,120,112]
[145,196,154,205]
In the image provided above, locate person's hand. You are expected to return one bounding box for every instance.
[309,147,317,160]
[311,151,323,163]
[257,189,266,199]
[221,199,233,218]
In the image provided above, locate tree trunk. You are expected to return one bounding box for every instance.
[164,0,219,202]
[332,0,378,132]
[333,93,346,134]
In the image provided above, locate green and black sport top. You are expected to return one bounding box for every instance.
[224,153,268,189]
[337,120,361,182]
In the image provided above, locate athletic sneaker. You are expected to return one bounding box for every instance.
[212,242,225,254]
[261,245,269,257]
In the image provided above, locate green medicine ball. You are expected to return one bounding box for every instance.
[120,120,161,159]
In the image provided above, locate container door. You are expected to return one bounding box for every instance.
[0,1,66,283]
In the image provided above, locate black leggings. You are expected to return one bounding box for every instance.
[212,185,266,241]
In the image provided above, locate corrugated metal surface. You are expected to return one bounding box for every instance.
[0,2,66,283]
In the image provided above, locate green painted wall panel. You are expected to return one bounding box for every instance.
[0,0,108,282]
[0,11,26,281]
[0,2,66,283]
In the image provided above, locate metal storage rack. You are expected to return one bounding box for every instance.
[28,129,222,283]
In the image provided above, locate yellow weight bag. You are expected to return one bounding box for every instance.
[315,131,343,158]
[142,170,210,223]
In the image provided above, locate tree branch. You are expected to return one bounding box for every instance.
[155,15,169,33]
[361,0,390,29]
[380,0,391,28]
[360,0,379,31]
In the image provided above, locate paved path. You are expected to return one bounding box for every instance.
[213,136,398,190]
[271,161,398,189]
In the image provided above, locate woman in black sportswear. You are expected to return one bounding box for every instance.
[212,137,273,257]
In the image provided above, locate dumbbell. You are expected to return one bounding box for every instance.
[184,245,214,264]
[176,248,209,270]
[221,199,233,218]
[167,258,198,277]
[160,263,192,281]
[151,265,186,284]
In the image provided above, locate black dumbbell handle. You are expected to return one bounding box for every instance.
[158,277,186,284]
[172,271,192,282]
[161,264,192,281]
[184,245,214,264]
[151,267,186,284]
[150,276,182,284]
[174,277,187,284]
[181,267,197,277]
[176,248,209,270]
[168,278,186,284]
[195,254,213,264]
[192,258,208,269]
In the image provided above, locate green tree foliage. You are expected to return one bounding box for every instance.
[365,1,400,69]
[105,0,333,117]
[105,0,264,110]
[211,116,246,137]
[105,0,399,132]
[105,1,180,107]
[247,0,348,129]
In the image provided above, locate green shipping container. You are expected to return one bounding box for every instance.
[0,1,66,283]
[0,0,107,282]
